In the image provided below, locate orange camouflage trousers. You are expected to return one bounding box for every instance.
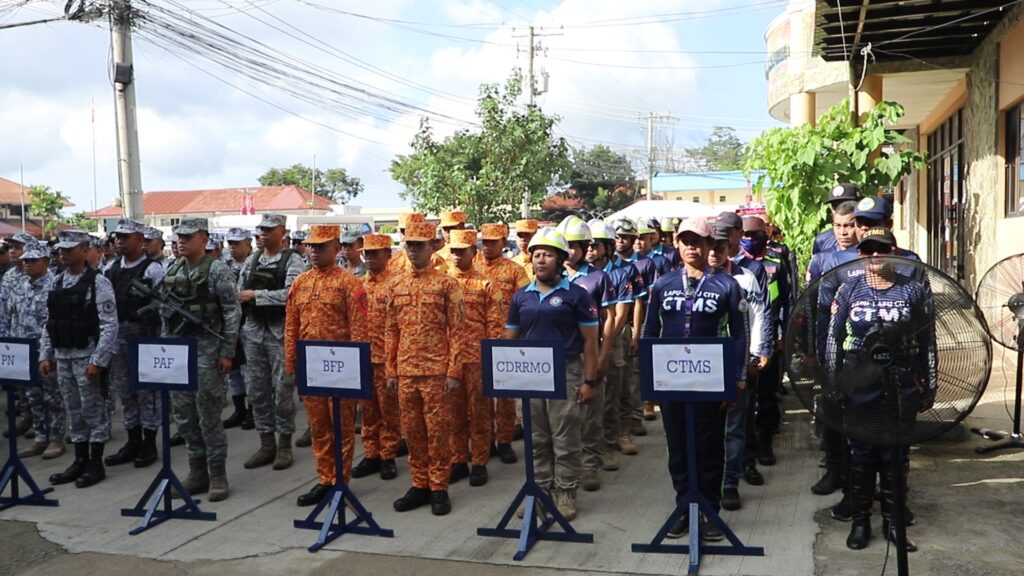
[450,363,493,466]
[399,375,451,491]
[495,398,516,443]
[303,396,356,485]
[360,364,401,460]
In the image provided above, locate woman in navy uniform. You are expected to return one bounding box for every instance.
[642,218,747,541]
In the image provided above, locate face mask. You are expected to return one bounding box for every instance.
[740,236,768,257]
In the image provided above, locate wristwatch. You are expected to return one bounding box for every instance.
[584,379,599,388]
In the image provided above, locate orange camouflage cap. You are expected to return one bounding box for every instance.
[304,225,340,244]
[397,212,425,229]
[362,234,392,251]
[440,211,466,227]
[404,221,436,242]
[448,229,478,249]
[480,223,508,240]
[514,219,539,235]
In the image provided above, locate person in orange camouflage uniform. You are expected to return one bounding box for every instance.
[389,213,449,274]
[447,229,504,488]
[475,222,529,464]
[351,234,401,482]
[284,225,369,508]
[386,221,467,516]
[435,211,466,266]
[512,219,539,279]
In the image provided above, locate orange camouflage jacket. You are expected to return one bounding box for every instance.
[362,268,392,365]
[388,249,449,274]
[475,256,530,315]
[511,252,535,280]
[449,266,504,367]
[284,265,368,375]
[385,265,466,379]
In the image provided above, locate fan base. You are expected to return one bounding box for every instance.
[974,433,1024,454]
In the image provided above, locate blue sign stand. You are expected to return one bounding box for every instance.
[121,337,216,534]
[630,337,763,575]
[293,340,393,552]
[0,338,58,512]
[477,339,593,561]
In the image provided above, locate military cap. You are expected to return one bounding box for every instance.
[340,230,363,245]
[514,219,539,235]
[480,223,508,241]
[205,234,224,251]
[56,230,92,249]
[173,218,209,235]
[19,242,50,260]
[440,211,467,228]
[405,222,436,242]
[168,233,179,243]
[113,218,145,235]
[290,230,309,242]
[6,232,37,245]
[142,226,164,241]
[305,225,340,245]
[258,213,287,229]
[448,229,478,249]
[90,235,106,248]
[225,227,251,242]
[858,226,896,249]
[362,234,392,251]
[397,213,425,229]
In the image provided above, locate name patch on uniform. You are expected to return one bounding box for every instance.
[482,339,567,400]
[0,339,36,387]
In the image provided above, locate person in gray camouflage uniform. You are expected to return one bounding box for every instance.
[12,243,66,460]
[237,214,307,471]
[40,230,119,489]
[162,218,240,502]
[143,226,168,270]
[289,230,309,265]
[1,232,37,438]
[103,219,167,469]
[338,230,368,276]
[223,227,253,430]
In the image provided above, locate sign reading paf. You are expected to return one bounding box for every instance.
[137,343,192,387]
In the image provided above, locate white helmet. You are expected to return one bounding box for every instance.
[557,216,592,242]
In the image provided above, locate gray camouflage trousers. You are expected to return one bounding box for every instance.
[241,321,295,434]
[109,338,161,430]
[57,357,111,444]
[172,343,227,462]
[225,368,246,397]
[25,374,65,443]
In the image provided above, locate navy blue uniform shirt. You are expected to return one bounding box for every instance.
[566,264,617,309]
[642,268,748,382]
[607,257,645,301]
[813,229,839,255]
[507,278,600,357]
[621,252,656,300]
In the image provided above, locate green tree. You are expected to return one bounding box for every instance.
[543,145,638,221]
[744,99,926,268]
[28,185,67,235]
[687,126,745,171]
[258,163,364,204]
[63,212,98,232]
[390,71,572,224]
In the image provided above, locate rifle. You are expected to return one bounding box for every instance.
[131,279,226,342]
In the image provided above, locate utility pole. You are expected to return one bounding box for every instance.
[641,113,676,201]
[513,25,559,218]
[110,0,144,220]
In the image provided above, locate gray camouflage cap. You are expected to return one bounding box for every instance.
[56,230,92,249]
[113,218,145,235]
[258,213,287,229]
[205,233,224,251]
[173,218,209,236]
[340,230,362,245]
[6,232,37,245]
[142,226,164,241]
[226,227,252,242]
[290,230,308,242]
[19,242,50,260]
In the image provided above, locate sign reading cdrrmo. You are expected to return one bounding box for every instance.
[491,346,557,394]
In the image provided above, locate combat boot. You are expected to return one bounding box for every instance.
[295,426,312,448]
[41,440,66,460]
[352,457,382,478]
[880,467,918,553]
[50,442,88,485]
[846,461,876,550]
[75,443,106,488]
[601,448,620,471]
[172,457,209,498]
[581,469,601,492]
[430,490,451,516]
[208,460,230,502]
[244,432,276,469]
[104,427,141,466]
[380,458,398,480]
[617,434,638,455]
[496,443,517,464]
[811,466,843,495]
[134,428,159,468]
[555,488,578,521]
[223,395,248,429]
[393,487,431,512]
[756,432,776,466]
[17,442,46,458]
[469,464,488,487]
[240,406,255,430]
[272,433,293,470]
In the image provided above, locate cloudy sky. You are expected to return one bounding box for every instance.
[0,0,786,214]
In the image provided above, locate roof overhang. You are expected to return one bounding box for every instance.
[815,0,1015,62]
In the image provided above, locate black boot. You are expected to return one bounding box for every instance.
[380,459,397,480]
[431,490,451,515]
[50,442,89,485]
[396,438,408,457]
[393,487,431,512]
[811,466,843,495]
[134,428,159,468]
[223,395,248,429]
[240,405,255,430]
[846,461,876,550]
[450,462,470,483]
[352,457,382,478]
[880,466,918,552]
[76,443,107,488]
[169,430,185,446]
[104,427,141,466]
[297,483,332,507]
[756,432,776,466]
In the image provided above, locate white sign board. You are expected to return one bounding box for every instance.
[0,342,33,383]
[650,343,727,393]
[490,346,557,394]
[137,343,192,386]
[304,345,363,391]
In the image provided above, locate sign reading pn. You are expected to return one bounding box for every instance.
[0,341,34,385]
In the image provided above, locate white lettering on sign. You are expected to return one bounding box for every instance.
[491,347,557,394]
[138,343,191,386]
[0,342,32,383]
[304,345,362,391]
[650,343,726,393]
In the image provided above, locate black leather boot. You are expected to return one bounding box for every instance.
[846,461,876,550]
[297,483,332,507]
[134,428,159,468]
[104,427,141,466]
[352,457,382,478]
[393,487,431,512]
[76,443,107,488]
[50,442,89,485]
[380,459,397,480]
[431,490,451,516]
[223,395,248,429]
[880,466,918,552]
[811,466,843,495]
[756,432,776,466]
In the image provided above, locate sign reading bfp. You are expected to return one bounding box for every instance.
[129,338,198,392]
[0,338,38,388]
[295,341,372,399]
[482,340,566,400]
[639,337,736,402]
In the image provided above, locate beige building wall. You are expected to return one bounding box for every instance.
[660,188,758,208]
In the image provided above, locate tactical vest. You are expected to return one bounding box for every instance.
[242,248,294,322]
[763,252,784,306]
[105,257,157,327]
[46,268,100,349]
[163,256,222,336]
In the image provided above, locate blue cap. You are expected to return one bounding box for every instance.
[853,196,889,221]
